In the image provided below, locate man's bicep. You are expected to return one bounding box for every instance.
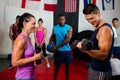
[98,27,112,53]
[66,28,72,40]
[49,31,55,43]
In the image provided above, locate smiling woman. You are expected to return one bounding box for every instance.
[12,13,42,80]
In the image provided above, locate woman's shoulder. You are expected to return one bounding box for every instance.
[17,33,27,43]
[35,27,38,30]
[14,35,26,48]
[43,27,46,30]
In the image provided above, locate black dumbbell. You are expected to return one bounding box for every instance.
[81,39,93,51]
[72,39,93,51]
[72,40,79,49]
[35,45,41,53]
[35,45,42,64]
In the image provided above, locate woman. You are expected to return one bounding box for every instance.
[34,18,50,68]
[12,13,41,80]
[8,15,20,69]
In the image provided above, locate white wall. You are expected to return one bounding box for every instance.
[0,0,120,58]
[78,0,120,32]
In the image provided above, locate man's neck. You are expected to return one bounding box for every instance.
[59,24,65,27]
[96,19,106,29]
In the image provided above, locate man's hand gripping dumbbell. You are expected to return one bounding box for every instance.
[72,39,93,51]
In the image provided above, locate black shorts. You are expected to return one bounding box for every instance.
[54,50,72,67]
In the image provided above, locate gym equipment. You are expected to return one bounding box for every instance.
[47,43,55,52]
[35,45,41,53]
[71,30,93,60]
[81,39,93,51]
[72,38,93,51]
[35,45,42,64]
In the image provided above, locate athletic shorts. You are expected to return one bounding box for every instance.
[54,50,71,67]
[16,78,35,80]
[88,67,112,80]
[112,47,120,59]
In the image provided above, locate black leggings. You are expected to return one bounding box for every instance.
[35,43,47,57]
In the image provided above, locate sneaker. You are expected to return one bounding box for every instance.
[8,65,13,69]
[47,63,50,68]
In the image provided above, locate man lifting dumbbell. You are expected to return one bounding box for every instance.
[76,4,114,80]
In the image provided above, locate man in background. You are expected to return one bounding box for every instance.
[112,18,120,59]
[49,14,72,80]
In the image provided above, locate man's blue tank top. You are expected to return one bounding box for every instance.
[91,23,114,72]
[53,24,71,51]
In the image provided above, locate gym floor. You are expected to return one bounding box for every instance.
[0,53,54,72]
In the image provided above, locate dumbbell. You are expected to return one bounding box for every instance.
[35,45,41,53]
[72,38,93,51]
[35,45,42,64]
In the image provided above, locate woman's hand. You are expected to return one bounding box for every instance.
[34,52,42,60]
